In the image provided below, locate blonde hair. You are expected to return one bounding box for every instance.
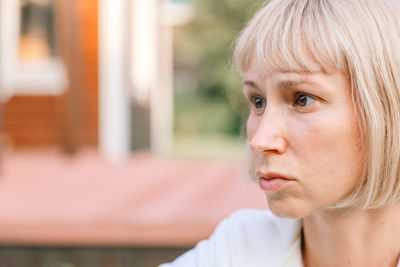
[234,0,400,210]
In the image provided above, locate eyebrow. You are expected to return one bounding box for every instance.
[277,80,309,89]
[243,79,310,91]
[243,80,260,89]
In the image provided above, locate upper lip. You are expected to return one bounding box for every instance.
[256,171,295,181]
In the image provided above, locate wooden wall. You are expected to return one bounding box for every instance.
[77,0,98,147]
[2,0,98,150]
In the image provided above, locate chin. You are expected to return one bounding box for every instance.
[266,194,312,219]
[268,205,307,219]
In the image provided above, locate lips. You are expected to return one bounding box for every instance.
[256,171,296,192]
[257,171,291,180]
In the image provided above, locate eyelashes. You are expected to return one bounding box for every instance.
[247,92,317,112]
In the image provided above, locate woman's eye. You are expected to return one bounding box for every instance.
[250,96,266,109]
[295,93,315,107]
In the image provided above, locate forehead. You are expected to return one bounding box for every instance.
[243,63,350,94]
[244,64,312,87]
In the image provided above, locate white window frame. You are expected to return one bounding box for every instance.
[0,0,67,100]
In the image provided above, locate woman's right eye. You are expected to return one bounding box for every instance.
[250,95,266,110]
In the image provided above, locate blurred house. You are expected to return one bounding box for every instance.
[0,0,98,152]
[0,0,266,266]
[0,0,179,157]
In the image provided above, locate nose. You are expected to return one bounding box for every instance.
[248,109,287,154]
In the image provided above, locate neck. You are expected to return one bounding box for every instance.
[301,201,400,267]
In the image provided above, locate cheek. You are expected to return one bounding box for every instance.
[288,115,363,186]
[286,116,330,153]
[246,114,258,139]
[288,112,360,158]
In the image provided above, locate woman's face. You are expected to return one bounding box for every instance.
[244,64,364,218]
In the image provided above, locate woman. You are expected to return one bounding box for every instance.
[161,0,400,266]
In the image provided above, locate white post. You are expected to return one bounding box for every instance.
[152,22,173,155]
[130,0,173,155]
[0,0,19,101]
[130,0,158,104]
[98,0,131,160]
[152,0,194,155]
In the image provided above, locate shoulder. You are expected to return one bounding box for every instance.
[224,208,299,234]
[160,209,302,267]
[159,209,300,267]
[214,209,302,266]
[221,209,301,258]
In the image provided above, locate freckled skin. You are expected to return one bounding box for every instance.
[244,65,364,218]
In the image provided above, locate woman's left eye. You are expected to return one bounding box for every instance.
[294,93,315,107]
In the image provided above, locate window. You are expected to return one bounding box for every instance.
[19,0,56,62]
[0,0,66,97]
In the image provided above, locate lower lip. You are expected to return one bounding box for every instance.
[259,177,293,192]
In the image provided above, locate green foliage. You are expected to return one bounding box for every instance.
[174,0,263,138]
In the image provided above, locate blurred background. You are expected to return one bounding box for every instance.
[0,0,266,266]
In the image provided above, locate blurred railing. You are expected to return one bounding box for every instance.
[0,246,188,267]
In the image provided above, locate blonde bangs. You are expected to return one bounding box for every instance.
[234,0,347,74]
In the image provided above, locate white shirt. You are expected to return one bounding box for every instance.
[159,209,303,267]
[160,209,400,267]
